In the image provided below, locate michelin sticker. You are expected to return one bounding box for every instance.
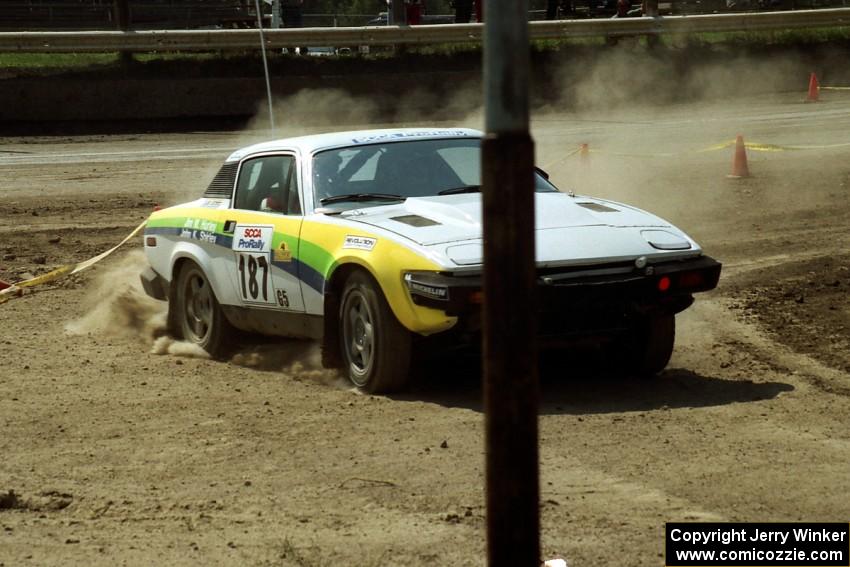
[233,225,273,252]
[343,235,377,251]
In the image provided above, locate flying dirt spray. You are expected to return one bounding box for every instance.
[65,250,346,386]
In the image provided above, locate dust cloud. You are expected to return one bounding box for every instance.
[230,340,347,389]
[531,48,817,222]
[64,250,208,358]
[65,250,167,342]
[239,47,810,141]
[65,252,344,384]
[241,82,484,144]
[548,48,808,112]
[150,336,210,359]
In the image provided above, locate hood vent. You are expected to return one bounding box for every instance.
[578,202,619,213]
[391,214,441,227]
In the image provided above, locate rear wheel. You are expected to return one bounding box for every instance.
[609,314,675,378]
[339,271,411,393]
[170,261,233,358]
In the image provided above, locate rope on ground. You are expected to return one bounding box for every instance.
[0,221,146,305]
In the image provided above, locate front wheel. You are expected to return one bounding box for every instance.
[609,314,675,378]
[170,261,234,358]
[339,271,411,393]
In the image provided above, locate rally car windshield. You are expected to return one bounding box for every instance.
[312,138,558,209]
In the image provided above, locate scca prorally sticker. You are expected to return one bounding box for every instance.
[233,225,273,253]
[343,235,377,251]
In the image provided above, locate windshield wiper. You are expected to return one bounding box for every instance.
[437,185,481,195]
[319,193,405,205]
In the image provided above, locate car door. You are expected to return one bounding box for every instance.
[224,152,306,312]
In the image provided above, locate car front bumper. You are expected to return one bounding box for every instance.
[404,255,721,337]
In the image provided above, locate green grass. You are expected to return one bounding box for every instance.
[0,50,231,70]
[527,24,850,50]
[0,52,121,68]
[665,25,850,46]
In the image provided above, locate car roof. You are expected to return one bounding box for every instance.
[225,127,483,162]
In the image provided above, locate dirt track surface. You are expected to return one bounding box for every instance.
[1,93,850,566]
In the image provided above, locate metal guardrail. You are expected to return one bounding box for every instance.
[0,8,848,52]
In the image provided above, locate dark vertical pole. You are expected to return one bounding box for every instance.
[391,0,406,24]
[114,0,132,66]
[482,0,540,566]
[114,0,130,30]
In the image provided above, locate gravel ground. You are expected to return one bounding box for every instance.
[1,93,849,566]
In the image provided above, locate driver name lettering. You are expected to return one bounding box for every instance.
[183,218,217,233]
[180,218,218,245]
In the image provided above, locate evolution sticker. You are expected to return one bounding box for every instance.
[232,225,273,253]
[343,235,377,251]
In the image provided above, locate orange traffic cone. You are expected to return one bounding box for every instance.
[727,135,750,179]
[807,72,819,102]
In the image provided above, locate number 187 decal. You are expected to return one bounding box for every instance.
[237,252,276,305]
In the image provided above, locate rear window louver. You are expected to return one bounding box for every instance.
[203,162,238,199]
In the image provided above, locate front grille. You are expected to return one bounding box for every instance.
[203,162,238,199]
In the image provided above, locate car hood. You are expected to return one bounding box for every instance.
[340,192,700,269]
[342,192,671,245]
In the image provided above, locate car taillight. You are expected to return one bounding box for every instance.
[657,276,671,292]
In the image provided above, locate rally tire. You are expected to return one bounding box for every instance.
[339,271,411,394]
[610,314,675,378]
[170,261,234,358]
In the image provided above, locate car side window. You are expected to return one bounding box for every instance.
[234,155,301,215]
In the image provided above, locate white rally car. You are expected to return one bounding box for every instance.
[140,128,720,392]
